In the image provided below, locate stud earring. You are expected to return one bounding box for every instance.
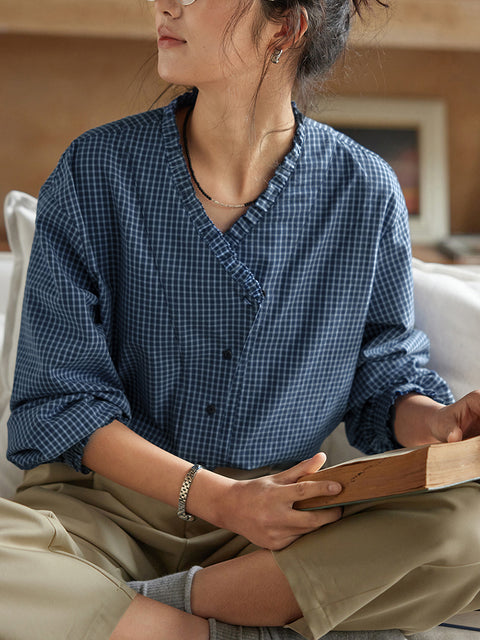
[270,48,283,64]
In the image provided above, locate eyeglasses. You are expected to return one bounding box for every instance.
[147,0,197,5]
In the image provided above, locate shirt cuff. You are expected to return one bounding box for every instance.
[60,435,94,474]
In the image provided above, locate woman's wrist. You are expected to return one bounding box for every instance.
[394,393,445,447]
[185,467,238,529]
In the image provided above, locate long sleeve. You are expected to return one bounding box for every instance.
[7,148,131,473]
[344,178,454,455]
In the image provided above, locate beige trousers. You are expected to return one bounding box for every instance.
[0,462,479,640]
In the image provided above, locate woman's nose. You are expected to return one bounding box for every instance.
[149,0,182,18]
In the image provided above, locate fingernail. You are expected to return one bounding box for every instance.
[328,482,342,493]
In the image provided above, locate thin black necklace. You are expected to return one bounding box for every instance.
[182,106,256,210]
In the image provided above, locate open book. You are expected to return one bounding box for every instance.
[295,435,480,510]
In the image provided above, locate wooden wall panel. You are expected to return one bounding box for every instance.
[352,0,480,52]
[3,0,479,52]
[0,0,155,40]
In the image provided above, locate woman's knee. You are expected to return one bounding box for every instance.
[418,483,480,566]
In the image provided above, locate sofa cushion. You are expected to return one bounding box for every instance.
[412,258,480,401]
[0,191,37,498]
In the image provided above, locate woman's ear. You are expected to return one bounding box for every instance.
[298,7,309,42]
[273,7,309,50]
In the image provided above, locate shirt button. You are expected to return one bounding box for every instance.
[222,349,233,360]
[206,404,217,416]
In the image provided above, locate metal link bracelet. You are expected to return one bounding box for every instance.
[177,464,203,521]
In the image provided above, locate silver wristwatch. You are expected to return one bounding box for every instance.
[177,464,203,521]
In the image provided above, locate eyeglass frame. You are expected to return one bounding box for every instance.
[147,0,278,6]
[147,0,278,7]
[147,0,197,6]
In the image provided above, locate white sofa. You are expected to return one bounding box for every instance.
[1,191,479,639]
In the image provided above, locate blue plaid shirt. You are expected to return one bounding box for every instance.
[8,91,453,473]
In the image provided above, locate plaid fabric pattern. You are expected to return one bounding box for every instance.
[8,92,453,473]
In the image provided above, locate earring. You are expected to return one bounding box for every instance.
[270,48,283,64]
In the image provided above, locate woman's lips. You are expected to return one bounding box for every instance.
[157,29,186,48]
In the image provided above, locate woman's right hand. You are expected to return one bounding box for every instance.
[83,423,342,552]
[216,453,344,551]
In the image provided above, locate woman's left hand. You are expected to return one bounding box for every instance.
[431,390,480,443]
[394,390,480,447]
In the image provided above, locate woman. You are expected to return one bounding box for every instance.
[2,0,480,639]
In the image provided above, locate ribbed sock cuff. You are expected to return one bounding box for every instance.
[127,565,202,612]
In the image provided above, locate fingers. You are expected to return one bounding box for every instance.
[287,504,343,530]
[266,506,344,550]
[230,456,345,551]
[306,505,344,530]
[287,477,343,505]
[435,390,480,443]
[273,480,343,537]
[270,456,344,510]
[275,452,327,484]
[459,390,480,439]
[446,426,463,443]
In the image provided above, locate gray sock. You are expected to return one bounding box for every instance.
[208,618,304,640]
[127,565,202,611]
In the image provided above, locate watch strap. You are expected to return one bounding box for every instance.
[177,464,203,522]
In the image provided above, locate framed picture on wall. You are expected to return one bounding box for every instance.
[308,97,450,244]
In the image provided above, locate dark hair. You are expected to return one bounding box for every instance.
[225,0,388,106]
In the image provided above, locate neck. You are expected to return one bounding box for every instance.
[179,85,296,209]
[194,85,295,147]
[183,105,256,209]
